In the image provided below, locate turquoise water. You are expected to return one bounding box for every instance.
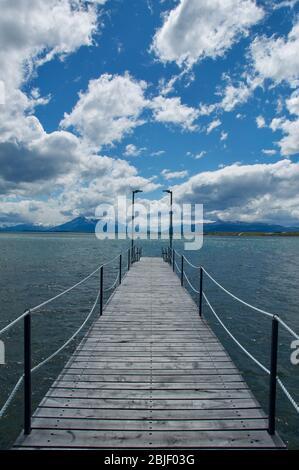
[0,234,298,448]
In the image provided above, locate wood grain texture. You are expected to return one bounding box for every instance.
[14,257,285,449]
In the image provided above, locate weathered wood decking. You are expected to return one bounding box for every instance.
[15,257,284,449]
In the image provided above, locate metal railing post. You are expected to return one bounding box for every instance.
[100,266,104,316]
[199,267,203,317]
[128,249,131,271]
[268,315,279,435]
[119,254,122,285]
[181,256,184,286]
[24,312,31,435]
[172,249,175,272]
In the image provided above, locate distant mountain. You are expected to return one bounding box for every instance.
[0,216,99,233]
[48,216,98,233]
[0,223,46,232]
[1,217,299,234]
[203,221,299,233]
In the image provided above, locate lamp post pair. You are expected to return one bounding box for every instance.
[131,188,173,256]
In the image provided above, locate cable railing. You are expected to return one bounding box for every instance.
[163,246,299,436]
[0,245,142,435]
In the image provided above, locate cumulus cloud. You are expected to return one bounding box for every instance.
[268,89,299,156]
[250,20,299,87]
[262,149,276,156]
[0,132,79,189]
[162,169,188,180]
[151,150,165,157]
[174,160,299,225]
[198,18,299,117]
[194,151,207,160]
[0,0,101,92]
[207,119,221,134]
[220,131,228,141]
[270,116,299,156]
[0,2,162,226]
[124,144,146,157]
[220,80,258,112]
[61,73,148,150]
[286,89,299,115]
[151,0,264,67]
[256,115,266,128]
[150,96,199,131]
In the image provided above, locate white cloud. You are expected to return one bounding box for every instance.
[124,144,146,157]
[0,2,162,226]
[273,0,299,9]
[151,150,165,157]
[162,169,189,180]
[61,73,148,150]
[256,115,266,128]
[0,0,101,93]
[250,20,299,87]
[220,131,228,141]
[194,151,207,160]
[286,89,299,115]
[220,81,254,112]
[152,0,264,67]
[269,91,299,156]
[270,116,299,156]
[174,160,299,225]
[207,119,221,134]
[150,96,199,130]
[262,149,276,156]
[198,103,217,116]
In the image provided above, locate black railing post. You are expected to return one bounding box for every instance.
[199,267,203,317]
[100,266,104,316]
[128,249,131,271]
[24,311,31,435]
[181,256,184,286]
[172,249,175,272]
[119,254,122,285]
[268,315,279,435]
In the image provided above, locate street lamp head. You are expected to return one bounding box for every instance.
[163,189,172,194]
[133,189,143,194]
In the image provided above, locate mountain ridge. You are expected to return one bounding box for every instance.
[1,216,299,233]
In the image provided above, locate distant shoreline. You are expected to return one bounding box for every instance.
[1,231,299,237]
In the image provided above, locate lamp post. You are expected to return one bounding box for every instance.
[163,189,173,250]
[131,189,143,260]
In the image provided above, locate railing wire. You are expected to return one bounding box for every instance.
[0,247,133,419]
[168,249,299,416]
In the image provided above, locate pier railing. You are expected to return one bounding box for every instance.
[162,246,299,436]
[0,245,142,435]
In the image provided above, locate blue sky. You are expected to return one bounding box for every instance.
[1,0,299,226]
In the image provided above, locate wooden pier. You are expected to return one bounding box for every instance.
[14,257,285,449]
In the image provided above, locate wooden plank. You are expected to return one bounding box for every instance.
[15,429,283,448]
[15,256,284,449]
[46,388,253,400]
[37,396,263,410]
[53,381,248,390]
[60,373,244,383]
[34,407,266,421]
[31,417,268,431]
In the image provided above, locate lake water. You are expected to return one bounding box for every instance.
[0,233,298,449]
